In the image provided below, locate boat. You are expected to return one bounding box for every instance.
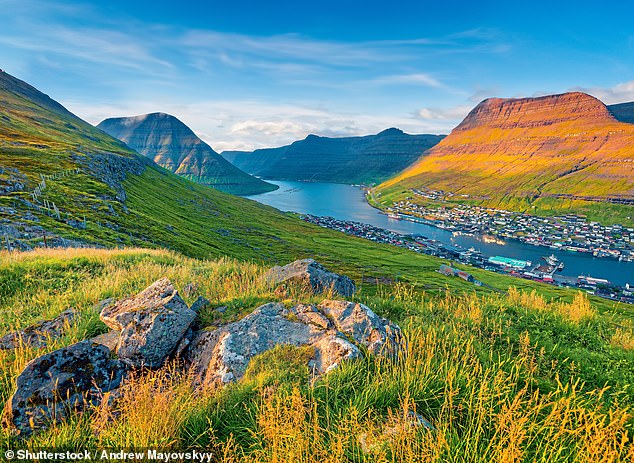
[387,213,401,220]
[543,254,564,271]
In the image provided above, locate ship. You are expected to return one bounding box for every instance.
[543,254,565,271]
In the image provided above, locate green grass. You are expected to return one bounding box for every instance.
[0,248,632,461]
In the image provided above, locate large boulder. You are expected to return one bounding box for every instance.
[265,259,356,297]
[4,340,126,436]
[186,300,400,389]
[100,278,196,368]
[0,309,77,350]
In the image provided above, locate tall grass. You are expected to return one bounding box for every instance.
[0,248,632,461]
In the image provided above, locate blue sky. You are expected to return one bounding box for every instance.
[2,0,634,150]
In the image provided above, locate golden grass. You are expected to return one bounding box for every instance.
[0,248,631,461]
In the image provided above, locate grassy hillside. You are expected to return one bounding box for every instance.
[378,93,634,226]
[2,71,634,459]
[0,248,632,461]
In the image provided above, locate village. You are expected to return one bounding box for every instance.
[384,189,634,262]
[302,214,634,305]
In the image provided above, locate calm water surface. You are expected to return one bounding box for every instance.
[246,181,634,286]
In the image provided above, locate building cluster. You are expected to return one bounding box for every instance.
[388,196,634,262]
[302,214,634,305]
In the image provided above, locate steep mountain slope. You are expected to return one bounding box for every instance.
[378,92,634,225]
[608,102,634,124]
[97,113,276,195]
[0,70,503,290]
[221,128,444,184]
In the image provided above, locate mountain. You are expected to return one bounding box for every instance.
[0,69,458,280]
[97,113,276,195]
[221,128,444,185]
[378,92,634,225]
[608,102,634,124]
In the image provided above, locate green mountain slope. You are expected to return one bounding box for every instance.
[97,113,277,195]
[2,70,619,302]
[0,70,484,288]
[221,128,444,185]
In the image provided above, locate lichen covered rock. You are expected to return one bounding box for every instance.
[100,278,196,368]
[4,340,126,436]
[0,309,77,350]
[186,299,400,389]
[265,259,356,297]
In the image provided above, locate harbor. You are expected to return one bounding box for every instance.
[246,180,634,291]
[303,214,634,304]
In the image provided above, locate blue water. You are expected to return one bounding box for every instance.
[246,180,634,287]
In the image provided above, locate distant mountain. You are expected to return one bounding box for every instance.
[608,102,634,124]
[97,113,276,195]
[221,128,444,185]
[1,69,391,262]
[378,92,634,225]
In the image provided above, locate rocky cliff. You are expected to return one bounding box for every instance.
[98,113,277,195]
[379,92,634,214]
[221,128,444,185]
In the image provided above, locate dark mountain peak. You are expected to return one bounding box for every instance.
[608,101,634,124]
[377,127,404,136]
[221,130,444,184]
[97,113,276,194]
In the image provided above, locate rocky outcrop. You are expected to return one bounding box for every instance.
[97,113,277,195]
[4,340,126,436]
[0,309,77,350]
[265,259,356,297]
[186,299,400,388]
[100,278,196,368]
[4,270,400,435]
[318,300,401,355]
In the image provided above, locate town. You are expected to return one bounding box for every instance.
[383,188,634,262]
[302,214,634,305]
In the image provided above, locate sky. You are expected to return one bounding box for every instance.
[2,0,634,151]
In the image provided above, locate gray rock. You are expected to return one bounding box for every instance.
[186,299,399,389]
[265,259,356,297]
[190,296,210,313]
[91,330,120,351]
[318,300,402,355]
[100,278,196,368]
[4,340,126,436]
[0,309,77,350]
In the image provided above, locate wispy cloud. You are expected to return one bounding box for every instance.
[370,73,443,88]
[0,0,512,150]
[417,104,472,121]
[573,81,634,104]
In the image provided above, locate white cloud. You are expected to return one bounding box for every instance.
[417,105,472,121]
[572,81,634,104]
[70,98,452,152]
